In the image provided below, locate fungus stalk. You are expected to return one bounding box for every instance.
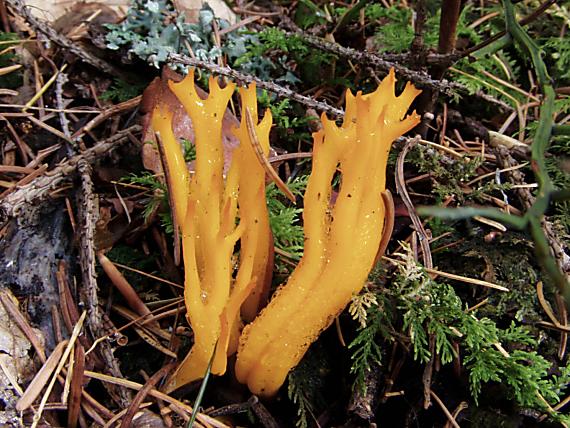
[235,69,421,397]
[152,70,273,391]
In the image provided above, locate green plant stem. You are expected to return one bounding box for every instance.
[416,206,526,229]
[551,189,570,202]
[332,0,368,34]
[553,125,570,136]
[187,343,217,428]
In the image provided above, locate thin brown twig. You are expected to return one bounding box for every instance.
[268,152,312,163]
[537,281,563,327]
[168,53,344,118]
[31,311,86,428]
[119,363,176,428]
[0,113,34,163]
[437,0,462,55]
[0,125,140,219]
[76,160,131,407]
[104,402,153,428]
[84,370,230,428]
[77,160,100,335]
[85,298,185,357]
[395,137,433,269]
[556,294,568,360]
[0,0,10,32]
[431,390,460,428]
[5,0,124,77]
[292,32,458,96]
[98,253,158,325]
[112,305,171,342]
[56,262,78,335]
[280,29,510,111]
[375,190,395,265]
[67,344,85,428]
[422,336,436,409]
[112,261,183,289]
[155,131,182,266]
[245,108,295,202]
[72,96,142,140]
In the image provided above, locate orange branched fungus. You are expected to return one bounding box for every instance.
[151,70,273,391]
[235,69,421,397]
[153,67,419,396]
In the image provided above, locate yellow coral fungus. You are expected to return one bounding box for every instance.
[151,71,274,391]
[235,69,421,397]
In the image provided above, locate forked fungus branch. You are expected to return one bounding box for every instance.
[152,68,420,395]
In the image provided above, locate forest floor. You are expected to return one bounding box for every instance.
[0,0,569,427]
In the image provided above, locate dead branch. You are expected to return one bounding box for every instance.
[5,0,123,77]
[168,53,344,118]
[0,125,140,219]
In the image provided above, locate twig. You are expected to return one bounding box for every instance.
[347,360,381,422]
[430,390,460,428]
[120,364,176,428]
[111,261,183,289]
[0,0,10,32]
[98,253,157,323]
[245,108,295,202]
[72,95,142,140]
[248,396,280,428]
[383,257,509,291]
[283,31,511,110]
[77,161,131,407]
[290,32,457,96]
[556,293,568,360]
[5,0,123,77]
[426,267,509,291]
[437,1,462,56]
[24,63,67,112]
[27,114,74,143]
[77,160,100,335]
[55,71,71,140]
[0,125,140,219]
[67,344,85,428]
[395,137,433,269]
[422,336,436,408]
[104,403,153,428]
[444,402,468,428]
[410,0,427,63]
[0,113,34,163]
[168,53,344,118]
[416,0,463,136]
[86,299,185,357]
[84,370,230,428]
[31,311,86,428]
